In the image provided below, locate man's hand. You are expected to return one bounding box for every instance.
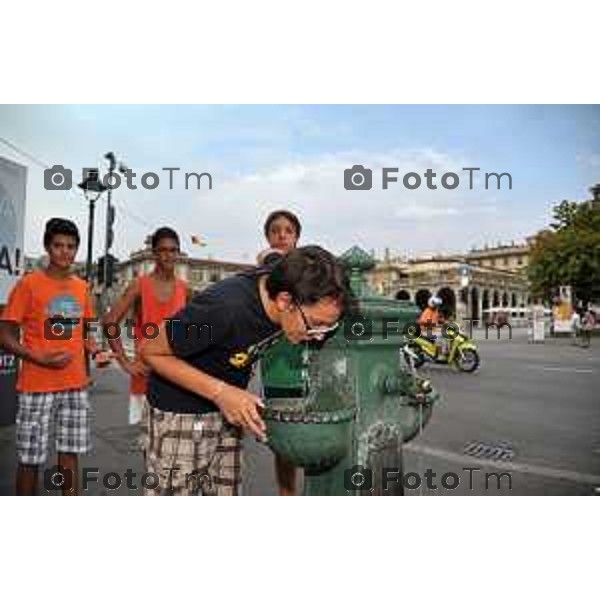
[213,384,267,441]
[31,350,73,369]
[94,351,114,369]
[120,357,150,378]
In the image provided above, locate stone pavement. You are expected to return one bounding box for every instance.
[0,366,281,495]
[0,327,598,495]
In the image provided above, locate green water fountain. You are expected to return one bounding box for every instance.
[261,246,439,495]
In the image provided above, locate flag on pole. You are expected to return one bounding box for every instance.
[191,235,207,247]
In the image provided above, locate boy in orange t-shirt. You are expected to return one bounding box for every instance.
[0,218,109,495]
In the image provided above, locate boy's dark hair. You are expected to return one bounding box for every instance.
[266,245,349,309]
[263,210,302,239]
[43,218,80,249]
[151,226,180,250]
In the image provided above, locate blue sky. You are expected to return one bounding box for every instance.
[0,104,598,263]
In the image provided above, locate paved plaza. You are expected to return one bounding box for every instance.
[0,328,598,495]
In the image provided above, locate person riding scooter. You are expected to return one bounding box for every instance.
[404,295,480,372]
[418,296,446,352]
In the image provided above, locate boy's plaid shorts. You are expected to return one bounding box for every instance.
[16,388,92,465]
[145,406,242,496]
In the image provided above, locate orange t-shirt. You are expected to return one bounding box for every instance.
[418,307,442,328]
[1,270,94,393]
[130,274,187,394]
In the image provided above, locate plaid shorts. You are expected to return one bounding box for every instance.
[145,406,242,496]
[16,388,92,465]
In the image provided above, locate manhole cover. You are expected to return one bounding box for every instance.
[463,440,515,461]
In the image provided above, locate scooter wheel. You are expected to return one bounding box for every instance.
[457,349,479,373]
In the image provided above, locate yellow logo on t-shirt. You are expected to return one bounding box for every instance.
[229,352,251,369]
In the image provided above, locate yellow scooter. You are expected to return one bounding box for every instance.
[402,327,480,373]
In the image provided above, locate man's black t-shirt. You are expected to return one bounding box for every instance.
[147,271,281,414]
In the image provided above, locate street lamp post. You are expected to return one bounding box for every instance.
[101,152,127,293]
[99,152,127,349]
[86,198,96,283]
[103,152,116,291]
[78,169,107,283]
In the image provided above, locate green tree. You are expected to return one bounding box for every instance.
[528,198,600,305]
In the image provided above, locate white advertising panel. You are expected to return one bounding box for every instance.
[0,156,27,304]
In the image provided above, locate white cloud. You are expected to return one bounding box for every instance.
[0,105,529,262]
[576,153,600,170]
[10,145,526,262]
[165,148,516,261]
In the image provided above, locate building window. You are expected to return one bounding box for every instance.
[503,257,509,266]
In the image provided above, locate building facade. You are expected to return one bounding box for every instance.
[466,242,530,273]
[368,243,531,326]
[114,246,252,295]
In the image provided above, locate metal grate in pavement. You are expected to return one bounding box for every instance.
[463,440,515,461]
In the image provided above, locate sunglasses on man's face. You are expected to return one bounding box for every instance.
[294,301,340,337]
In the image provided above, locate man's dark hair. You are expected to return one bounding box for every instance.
[151,226,180,250]
[43,218,80,248]
[263,210,302,239]
[266,245,349,309]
